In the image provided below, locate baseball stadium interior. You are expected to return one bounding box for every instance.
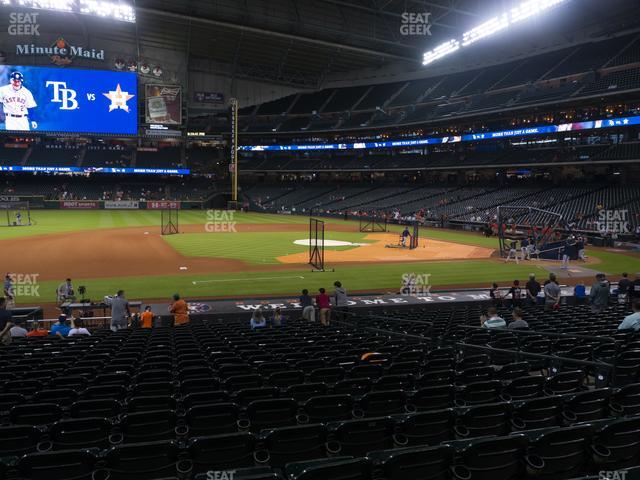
[3,0,640,479]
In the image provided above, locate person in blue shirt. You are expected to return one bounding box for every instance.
[50,314,71,337]
[250,308,266,330]
[619,300,640,331]
[574,282,586,305]
[401,227,411,247]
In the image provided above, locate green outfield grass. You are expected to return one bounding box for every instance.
[164,231,374,264]
[3,210,639,304]
[29,259,545,305]
[0,210,314,240]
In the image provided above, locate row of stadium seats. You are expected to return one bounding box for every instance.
[245,182,640,229]
[238,33,640,133]
[2,302,638,479]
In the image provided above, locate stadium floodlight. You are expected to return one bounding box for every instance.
[6,0,74,10]
[1,0,135,22]
[422,39,460,65]
[461,14,509,47]
[510,0,566,24]
[79,0,135,22]
[422,0,567,65]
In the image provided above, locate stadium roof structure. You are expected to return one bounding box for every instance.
[130,0,640,88]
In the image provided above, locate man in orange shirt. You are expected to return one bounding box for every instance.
[26,320,49,337]
[169,294,189,326]
[140,306,154,328]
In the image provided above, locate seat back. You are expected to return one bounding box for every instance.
[457,435,527,480]
[18,449,96,480]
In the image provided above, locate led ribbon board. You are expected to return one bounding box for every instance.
[239,115,640,152]
[0,166,189,174]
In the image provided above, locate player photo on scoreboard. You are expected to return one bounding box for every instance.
[0,65,138,135]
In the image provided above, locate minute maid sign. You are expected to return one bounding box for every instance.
[16,37,105,65]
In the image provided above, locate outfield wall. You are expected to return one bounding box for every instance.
[0,196,204,210]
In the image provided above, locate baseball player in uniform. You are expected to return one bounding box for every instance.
[0,72,37,131]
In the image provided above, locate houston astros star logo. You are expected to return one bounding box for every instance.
[103,84,134,112]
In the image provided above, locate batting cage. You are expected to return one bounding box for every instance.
[161,208,179,235]
[496,205,564,260]
[309,218,332,272]
[359,212,387,233]
[0,201,32,227]
[385,222,420,249]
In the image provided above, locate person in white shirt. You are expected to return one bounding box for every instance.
[67,318,91,336]
[0,71,37,131]
[9,319,27,337]
[619,300,640,331]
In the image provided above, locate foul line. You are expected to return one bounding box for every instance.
[192,275,305,285]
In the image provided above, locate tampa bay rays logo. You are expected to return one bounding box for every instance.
[46,81,78,110]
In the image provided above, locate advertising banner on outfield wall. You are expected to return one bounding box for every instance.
[104,200,139,209]
[147,201,181,210]
[60,200,99,209]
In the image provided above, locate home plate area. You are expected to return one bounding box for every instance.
[292,238,370,247]
[277,234,495,264]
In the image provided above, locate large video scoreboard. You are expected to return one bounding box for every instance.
[0,65,138,135]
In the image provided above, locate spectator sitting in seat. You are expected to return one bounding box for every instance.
[250,308,266,330]
[481,307,506,329]
[26,320,49,337]
[9,318,27,337]
[68,318,91,336]
[619,300,640,331]
[508,307,528,330]
[50,314,71,337]
[271,307,285,327]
